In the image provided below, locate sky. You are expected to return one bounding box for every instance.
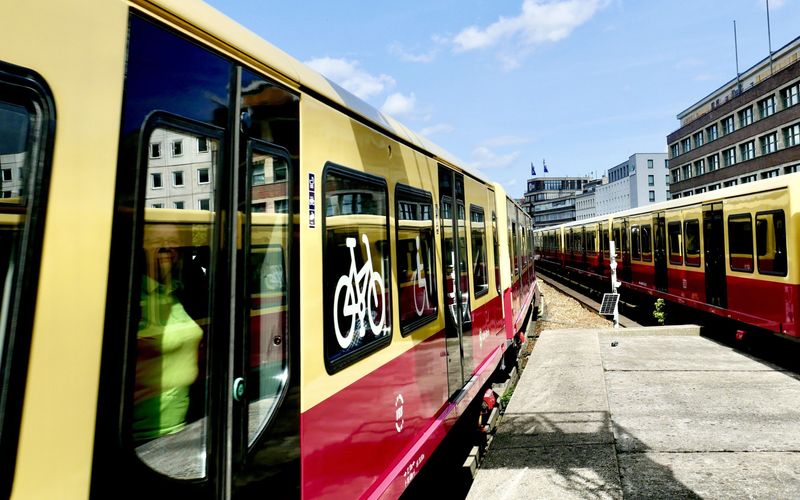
[205,0,800,198]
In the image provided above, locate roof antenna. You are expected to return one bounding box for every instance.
[766,0,774,76]
[734,20,742,94]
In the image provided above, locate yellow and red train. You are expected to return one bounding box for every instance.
[0,0,540,498]
[534,174,799,338]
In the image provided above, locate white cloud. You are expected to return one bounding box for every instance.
[381,92,417,116]
[389,43,437,63]
[452,0,608,52]
[305,57,395,100]
[469,146,521,169]
[420,123,455,136]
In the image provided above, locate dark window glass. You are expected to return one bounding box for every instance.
[631,225,641,260]
[133,128,219,479]
[756,211,787,276]
[199,199,209,211]
[150,142,161,158]
[470,207,488,297]
[172,139,183,156]
[197,137,208,153]
[668,221,683,265]
[244,147,291,447]
[0,75,52,495]
[173,170,184,186]
[641,224,652,262]
[684,220,701,267]
[198,168,209,184]
[612,227,621,253]
[324,166,390,371]
[152,172,162,189]
[586,228,596,253]
[492,212,500,295]
[728,214,754,272]
[395,186,436,334]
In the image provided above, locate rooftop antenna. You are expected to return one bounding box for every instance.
[766,0,774,75]
[734,20,742,93]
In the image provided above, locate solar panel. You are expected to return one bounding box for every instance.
[599,293,620,316]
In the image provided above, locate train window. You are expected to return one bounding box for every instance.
[395,185,437,335]
[631,225,641,260]
[0,68,53,497]
[470,206,488,298]
[668,222,683,265]
[641,224,652,262]
[684,220,701,267]
[756,210,787,276]
[612,227,621,253]
[586,229,596,253]
[244,146,291,448]
[323,165,391,372]
[602,229,609,256]
[728,214,754,272]
[492,212,501,295]
[132,127,218,479]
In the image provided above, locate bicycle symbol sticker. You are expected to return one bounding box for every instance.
[333,233,387,349]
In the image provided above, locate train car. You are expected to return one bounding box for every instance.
[535,173,800,339]
[0,0,540,498]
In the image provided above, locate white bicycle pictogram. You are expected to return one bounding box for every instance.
[333,234,386,349]
[412,235,430,316]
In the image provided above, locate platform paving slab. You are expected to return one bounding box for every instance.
[468,326,800,499]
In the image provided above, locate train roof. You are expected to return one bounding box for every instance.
[146,0,493,185]
[535,171,800,231]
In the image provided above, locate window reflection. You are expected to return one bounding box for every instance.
[396,187,437,334]
[246,149,290,447]
[133,128,218,479]
[324,168,390,370]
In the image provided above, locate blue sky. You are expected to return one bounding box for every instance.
[206,0,800,198]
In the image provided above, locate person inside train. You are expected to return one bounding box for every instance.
[132,225,203,443]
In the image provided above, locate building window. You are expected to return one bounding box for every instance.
[1,169,11,181]
[647,159,654,169]
[740,174,758,184]
[174,201,184,209]
[648,174,654,186]
[681,137,691,153]
[173,170,185,187]
[649,190,655,202]
[682,164,691,180]
[693,159,704,177]
[708,154,720,171]
[724,148,736,167]
[761,169,779,179]
[151,203,163,208]
[666,174,671,185]
[671,169,680,184]
[198,198,210,211]
[740,141,755,161]
[759,95,776,119]
[198,167,210,184]
[670,144,680,158]
[171,139,183,157]
[149,143,161,158]
[197,137,208,153]
[692,132,704,148]
[706,124,718,142]
[723,179,738,187]
[722,115,735,135]
[784,123,800,147]
[151,172,163,189]
[738,106,753,127]
[760,133,777,155]
[783,83,800,109]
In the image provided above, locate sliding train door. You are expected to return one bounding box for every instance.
[654,212,667,292]
[439,165,472,398]
[703,203,727,307]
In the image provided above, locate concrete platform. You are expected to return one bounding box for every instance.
[467,327,800,499]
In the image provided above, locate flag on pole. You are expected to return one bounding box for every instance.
[531,161,536,176]
[543,159,549,174]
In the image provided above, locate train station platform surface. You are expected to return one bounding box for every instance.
[467,325,800,499]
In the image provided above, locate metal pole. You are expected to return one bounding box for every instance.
[610,240,619,329]
[766,0,774,75]
[734,20,742,93]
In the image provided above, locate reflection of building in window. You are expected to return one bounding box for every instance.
[0,152,25,198]
[251,154,289,213]
[146,129,215,211]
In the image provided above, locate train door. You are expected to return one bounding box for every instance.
[92,15,300,499]
[703,203,727,307]
[598,223,606,274]
[654,212,667,292]
[620,218,632,282]
[439,166,471,397]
